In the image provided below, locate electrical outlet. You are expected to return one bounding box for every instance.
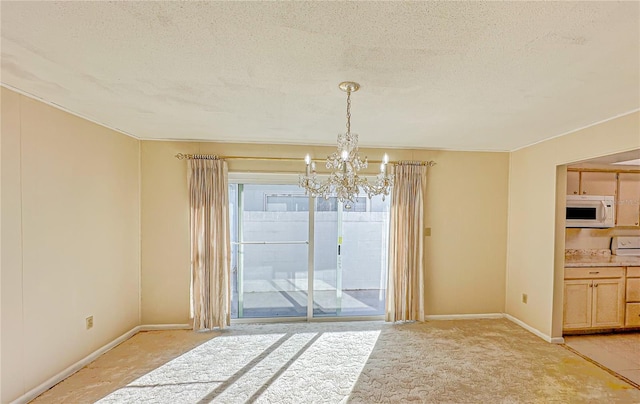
[522,294,528,304]
[86,316,93,330]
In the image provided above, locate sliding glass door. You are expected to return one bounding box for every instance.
[229,177,389,320]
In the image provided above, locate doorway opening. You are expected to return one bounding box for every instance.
[555,149,640,386]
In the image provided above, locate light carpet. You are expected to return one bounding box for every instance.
[31,319,640,403]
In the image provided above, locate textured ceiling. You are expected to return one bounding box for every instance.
[1,2,639,151]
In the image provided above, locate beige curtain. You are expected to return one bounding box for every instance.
[188,159,231,331]
[386,162,428,322]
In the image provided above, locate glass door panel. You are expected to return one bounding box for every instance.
[341,195,389,316]
[241,243,308,318]
[312,198,339,316]
[313,195,390,317]
[230,184,309,319]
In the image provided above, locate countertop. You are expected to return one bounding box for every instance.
[565,255,640,268]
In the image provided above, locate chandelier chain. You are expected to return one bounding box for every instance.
[346,89,351,135]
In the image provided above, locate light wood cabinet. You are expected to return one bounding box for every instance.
[567,171,580,195]
[564,280,593,329]
[626,267,640,327]
[565,266,624,279]
[563,267,625,331]
[627,278,640,302]
[591,278,625,328]
[567,170,640,228]
[626,303,640,327]
[580,172,617,196]
[617,173,640,227]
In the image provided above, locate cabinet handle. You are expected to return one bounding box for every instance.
[582,191,586,194]
[589,271,599,274]
[594,283,598,287]
[573,191,578,194]
[589,283,593,288]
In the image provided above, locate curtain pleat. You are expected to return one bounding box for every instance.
[188,159,230,330]
[386,162,428,322]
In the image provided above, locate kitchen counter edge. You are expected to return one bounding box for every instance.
[565,256,640,268]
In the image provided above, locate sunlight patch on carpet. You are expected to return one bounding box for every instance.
[95,330,380,403]
[254,331,380,403]
[96,332,285,403]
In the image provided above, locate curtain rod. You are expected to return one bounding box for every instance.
[175,153,436,166]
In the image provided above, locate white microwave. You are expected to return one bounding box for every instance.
[565,195,615,228]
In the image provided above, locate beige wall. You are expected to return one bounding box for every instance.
[506,111,640,339]
[141,141,510,324]
[1,88,141,403]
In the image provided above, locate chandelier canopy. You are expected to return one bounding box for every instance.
[299,82,393,207]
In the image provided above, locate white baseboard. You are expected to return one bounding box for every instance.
[139,323,191,331]
[10,323,191,404]
[426,313,565,344]
[425,313,504,320]
[504,314,564,344]
[11,325,142,404]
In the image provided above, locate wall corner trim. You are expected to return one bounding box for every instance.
[504,314,563,344]
[9,324,191,404]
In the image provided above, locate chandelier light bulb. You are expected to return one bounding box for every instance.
[305,154,311,165]
[341,150,349,161]
[383,153,389,164]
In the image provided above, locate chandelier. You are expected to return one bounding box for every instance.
[299,82,393,207]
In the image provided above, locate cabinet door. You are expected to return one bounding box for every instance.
[580,172,617,196]
[592,278,624,328]
[617,173,640,227]
[625,303,640,327]
[627,277,640,302]
[567,171,580,195]
[564,280,592,329]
